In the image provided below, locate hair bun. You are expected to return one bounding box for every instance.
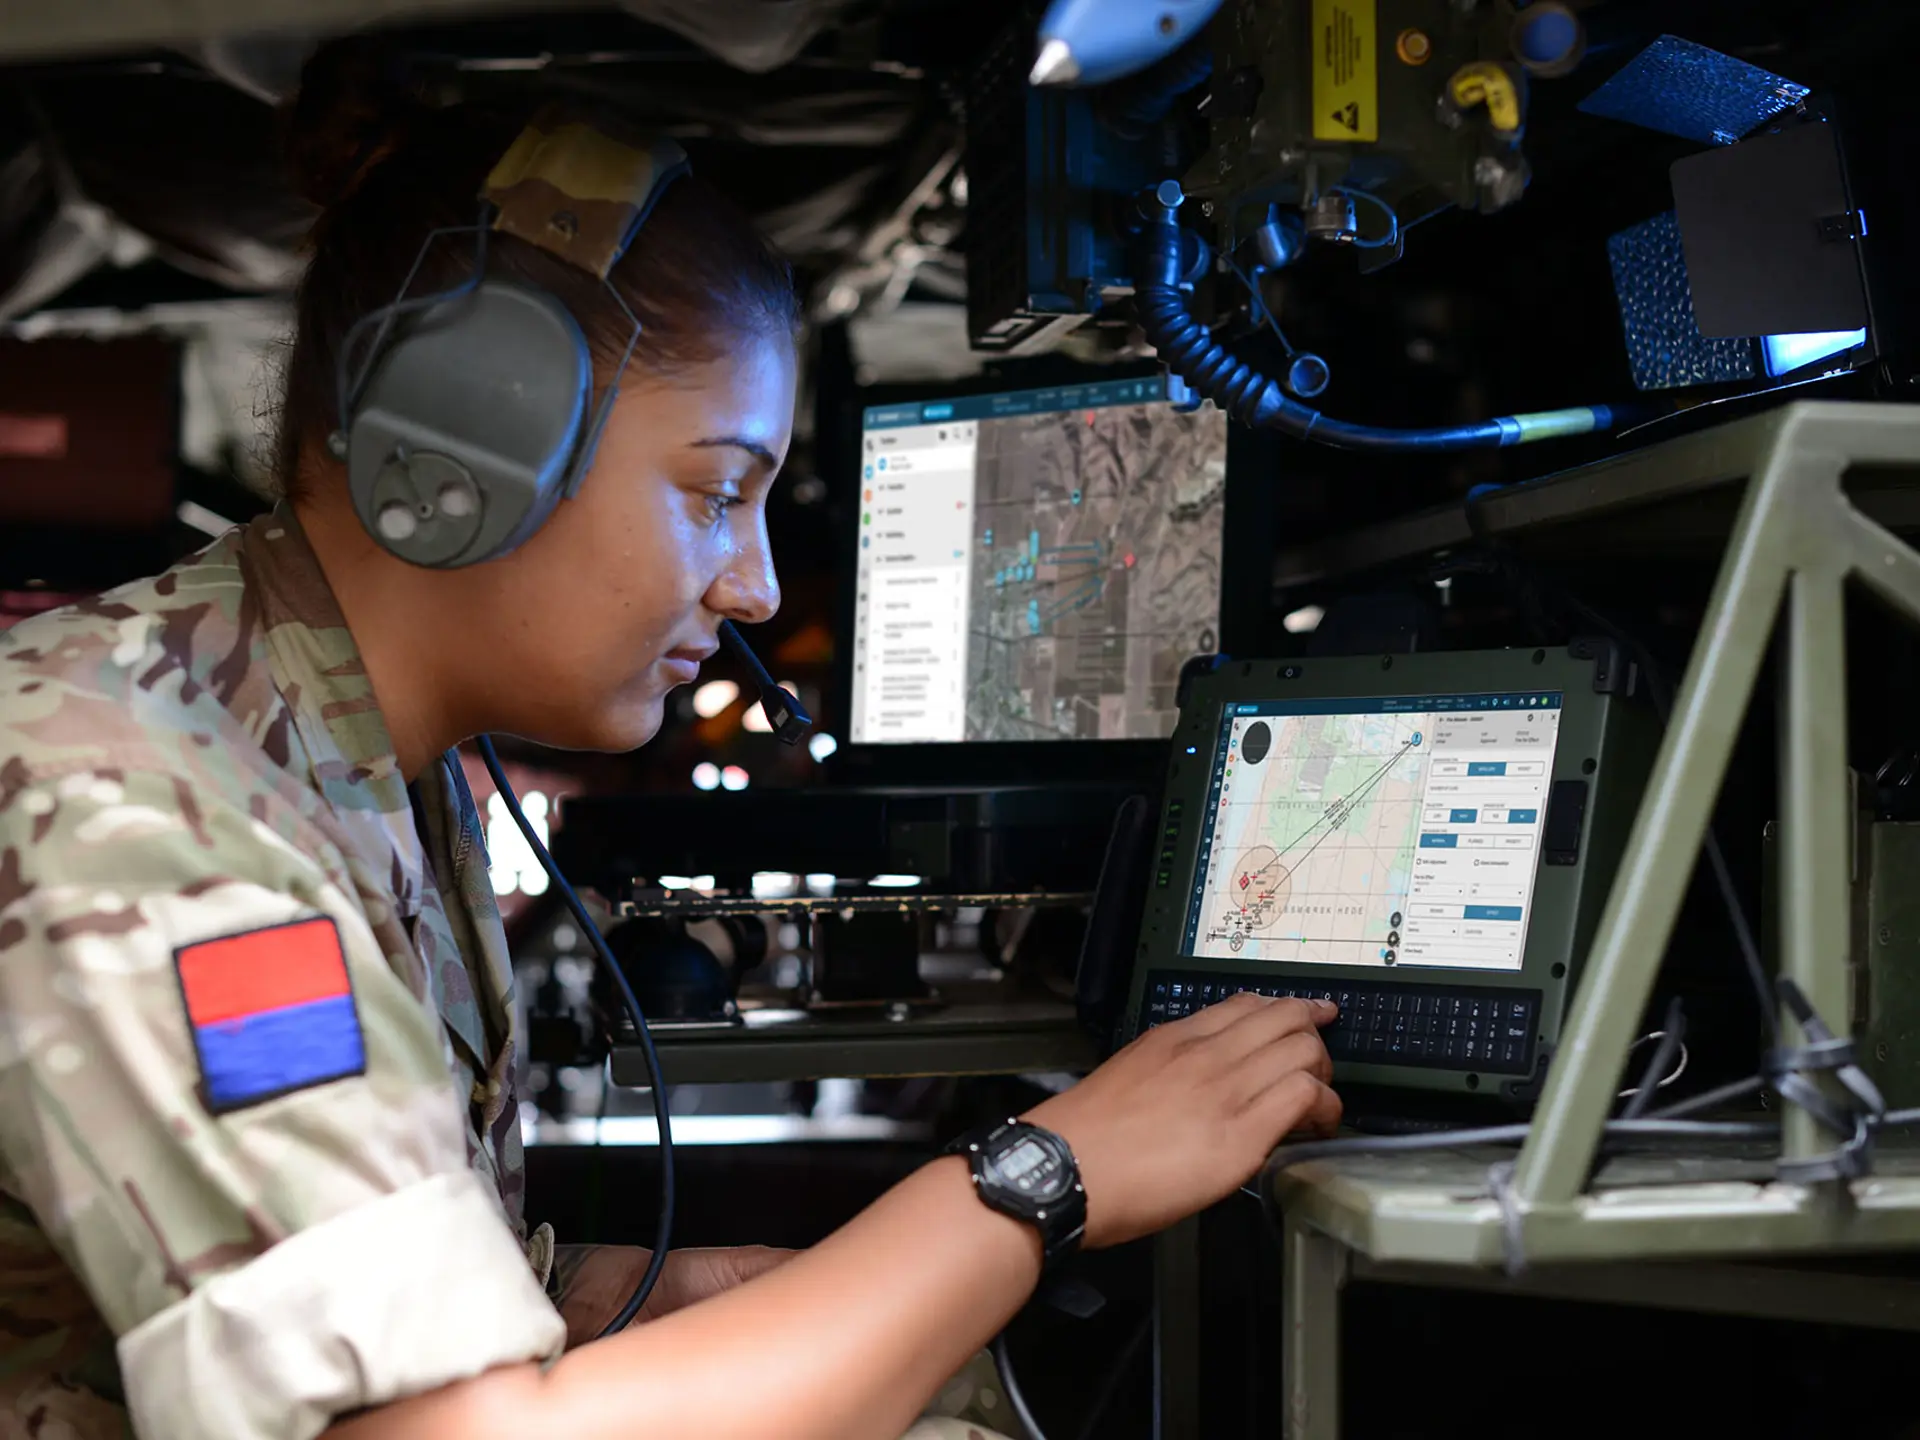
[284,36,423,209]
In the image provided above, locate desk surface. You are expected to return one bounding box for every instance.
[1270,1137,1920,1267]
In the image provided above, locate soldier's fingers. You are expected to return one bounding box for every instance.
[1232,1027,1336,1103]
[1210,994,1336,1063]
[1254,1070,1343,1141]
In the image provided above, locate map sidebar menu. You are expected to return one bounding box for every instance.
[1184,693,1564,973]
[853,377,1226,746]
[851,421,977,742]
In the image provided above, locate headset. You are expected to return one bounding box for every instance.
[328,108,809,1332]
[327,105,810,740]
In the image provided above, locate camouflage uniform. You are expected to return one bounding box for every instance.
[0,510,562,1437]
[0,509,1022,1440]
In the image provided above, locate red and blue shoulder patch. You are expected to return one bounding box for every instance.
[174,916,366,1113]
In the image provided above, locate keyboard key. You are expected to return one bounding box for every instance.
[1409,994,1428,1017]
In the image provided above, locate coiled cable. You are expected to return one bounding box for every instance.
[1132,185,1622,453]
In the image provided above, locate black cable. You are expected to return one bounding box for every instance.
[477,735,674,1338]
[1647,1073,1766,1121]
[991,1331,1049,1440]
[1133,188,1624,452]
[1072,1314,1152,1440]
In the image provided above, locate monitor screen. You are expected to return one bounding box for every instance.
[1182,691,1565,973]
[851,376,1228,745]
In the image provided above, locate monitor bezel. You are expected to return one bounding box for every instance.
[1123,645,1657,1099]
[823,357,1276,790]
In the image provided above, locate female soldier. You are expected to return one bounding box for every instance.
[0,40,1341,1440]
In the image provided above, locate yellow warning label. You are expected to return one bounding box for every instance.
[1311,0,1379,143]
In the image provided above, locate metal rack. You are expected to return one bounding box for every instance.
[606,890,1101,1085]
[1176,403,1920,1439]
[608,991,1098,1086]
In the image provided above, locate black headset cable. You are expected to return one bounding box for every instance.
[478,735,674,1337]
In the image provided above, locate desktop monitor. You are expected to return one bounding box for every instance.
[846,372,1232,759]
[1123,646,1659,1101]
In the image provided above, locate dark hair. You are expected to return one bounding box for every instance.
[275,39,802,499]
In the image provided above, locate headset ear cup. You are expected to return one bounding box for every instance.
[344,281,592,567]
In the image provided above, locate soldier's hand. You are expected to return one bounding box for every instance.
[1025,993,1341,1250]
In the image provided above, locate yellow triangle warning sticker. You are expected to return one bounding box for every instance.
[1312,0,1379,142]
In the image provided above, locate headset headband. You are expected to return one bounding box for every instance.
[482,107,691,280]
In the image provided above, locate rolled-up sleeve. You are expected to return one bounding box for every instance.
[0,767,565,1439]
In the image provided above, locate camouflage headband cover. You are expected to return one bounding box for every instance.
[480,106,691,280]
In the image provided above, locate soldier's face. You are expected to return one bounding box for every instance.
[479,332,795,752]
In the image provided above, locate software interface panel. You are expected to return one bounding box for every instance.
[1183,692,1565,972]
[853,377,1227,744]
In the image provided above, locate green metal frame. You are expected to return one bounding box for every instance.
[1255,403,1920,1439]
[1519,402,1920,1198]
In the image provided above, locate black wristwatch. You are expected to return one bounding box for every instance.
[946,1117,1087,1270]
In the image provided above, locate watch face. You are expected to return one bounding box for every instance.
[990,1132,1072,1203]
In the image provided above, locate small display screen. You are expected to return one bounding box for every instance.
[852,376,1227,744]
[1183,691,1565,973]
[997,1138,1052,1184]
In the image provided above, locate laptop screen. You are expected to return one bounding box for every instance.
[1183,691,1566,973]
[851,375,1227,744]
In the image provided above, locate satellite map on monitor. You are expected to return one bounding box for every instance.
[966,402,1226,741]
[853,379,1227,745]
